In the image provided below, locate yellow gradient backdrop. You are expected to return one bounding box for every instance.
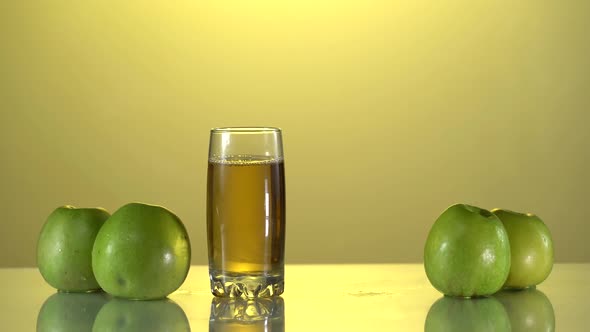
[1,1,589,266]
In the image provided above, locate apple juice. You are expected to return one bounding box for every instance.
[207,156,285,298]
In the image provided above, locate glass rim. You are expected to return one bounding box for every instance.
[211,126,281,133]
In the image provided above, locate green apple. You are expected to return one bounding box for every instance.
[36,292,109,332]
[491,209,554,289]
[92,298,190,332]
[37,206,110,292]
[495,288,555,332]
[425,296,511,332]
[92,202,191,300]
[424,204,511,297]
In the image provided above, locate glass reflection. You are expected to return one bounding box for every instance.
[37,291,109,332]
[209,296,285,332]
[495,288,555,332]
[425,296,511,332]
[92,297,190,332]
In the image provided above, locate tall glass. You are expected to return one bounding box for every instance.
[207,127,286,298]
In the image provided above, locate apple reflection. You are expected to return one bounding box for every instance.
[37,291,109,332]
[425,296,511,332]
[495,288,555,332]
[209,296,285,332]
[92,297,190,332]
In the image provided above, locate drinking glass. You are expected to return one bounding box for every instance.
[207,127,286,298]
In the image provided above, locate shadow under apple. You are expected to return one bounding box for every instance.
[495,288,555,332]
[425,296,511,332]
[92,297,190,332]
[37,291,110,332]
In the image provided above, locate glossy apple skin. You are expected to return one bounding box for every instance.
[424,204,511,297]
[92,203,191,300]
[425,296,511,332]
[37,206,110,292]
[492,209,554,289]
[495,288,555,332]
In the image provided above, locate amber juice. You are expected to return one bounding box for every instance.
[207,156,285,298]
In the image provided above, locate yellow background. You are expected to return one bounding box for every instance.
[1,1,588,267]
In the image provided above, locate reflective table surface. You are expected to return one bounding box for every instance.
[1,264,588,331]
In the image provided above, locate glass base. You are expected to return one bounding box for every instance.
[209,271,284,298]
